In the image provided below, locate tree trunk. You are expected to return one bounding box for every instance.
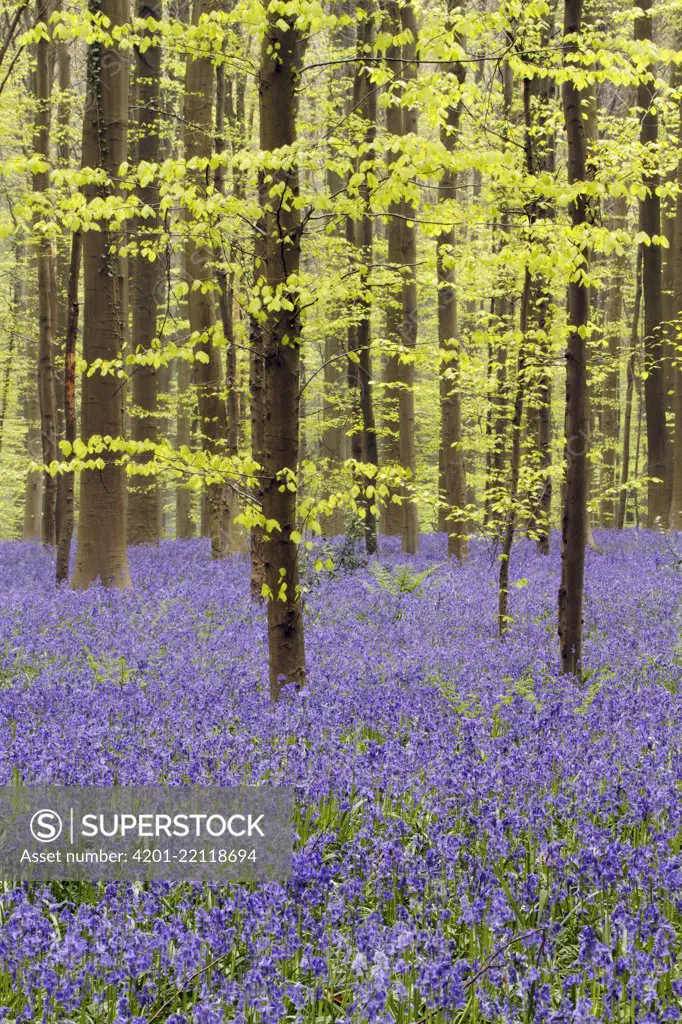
[175,357,195,538]
[33,2,58,546]
[183,0,231,559]
[558,0,589,678]
[437,9,468,561]
[55,27,71,545]
[213,55,246,554]
[618,247,643,529]
[249,174,267,598]
[398,0,419,554]
[636,0,669,526]
[350,1,378,554]
[23,257,42,541]
[259,9,308,698]
[499,267,531,634]
[600,195,627,526]
[71,0,131,589]
[127,0,163,545]
[55,230,82,582]
[670,86,682,529]
[380,0,404,538]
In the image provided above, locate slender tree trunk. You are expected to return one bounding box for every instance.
[485,60,514,530]
[618,247,643,530]
[558,0,589,678]
[183,0,231,559]
[670,88,682,528]
[600,195,627,526]
[33,1,58,546]
[213,54,246,553]
[351,1,378,554]
[532,35,556,555]
[499,267,531,634]
[380,0,404,538]
[259,9,308,698]
[249,175,267,597]
[23,262,42,541]
[397,0,420,554]
[71,0,131,589]
[636,0,669,526]
[54,28,71,544]
[322,173,348,538]
[437,11,467,561]
[127,0,163,545]
[175,358,194,537]
[55,230,82,582]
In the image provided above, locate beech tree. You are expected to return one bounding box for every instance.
[258,3,308,698]
[71,0,131,589]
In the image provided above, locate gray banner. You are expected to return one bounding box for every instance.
[0,786,293,882]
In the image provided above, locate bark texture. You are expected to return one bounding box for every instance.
[259,9,308,698]
[127,0,163,545]
[558,0,589,678]
[635,0,669,526]
[71,0,131,589]
[183,0,231,559]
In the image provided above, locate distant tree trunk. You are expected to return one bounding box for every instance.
[636,0,669,526]
[259,9,308,698]
[322,172,348,539]
[213,55,246,554]
[600,195,627,527]
[55,230,82,582]
[175,358,194,537]
[381,0,404,538]
[183,0,231,559]
[127,0,163,545]
[22,251,42,540]
[531,35,556,555]
[33,1,58,546]
[618,248,643,529]
[670,88,682,529]
[499,266,531,635]
[558,0,589,678]
[437,10,467,561]
[351,1,378,554]
[249,176,267,598]
[55,28,71,544]
[397,0,419,554]
[71,0,131,589]
[485,60,513,531]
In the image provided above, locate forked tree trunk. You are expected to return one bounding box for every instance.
[127,0,163,545]
[259,10,308,698]
[71,0,131,589]
[33,2,58,546]
[183,0,231,559]
[558,0,589,678]
[635,0,669,526]
[437,9,468,561]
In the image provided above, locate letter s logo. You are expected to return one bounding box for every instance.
[30,809,63,843]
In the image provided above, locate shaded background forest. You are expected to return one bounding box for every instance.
[0,0,679,688]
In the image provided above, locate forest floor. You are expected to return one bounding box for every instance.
[0,531,680,1022]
